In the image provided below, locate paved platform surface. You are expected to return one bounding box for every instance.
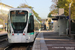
[0,31,7,35]
[32,31,75,50]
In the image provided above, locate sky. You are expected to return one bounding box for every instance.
[1,0,53,19]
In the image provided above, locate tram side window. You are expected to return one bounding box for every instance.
[27,15,34,33]
[7,19,11,33]
[30,15,34,30]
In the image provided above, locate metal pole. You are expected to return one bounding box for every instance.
[69,3,71,37]
[69,0,73,36]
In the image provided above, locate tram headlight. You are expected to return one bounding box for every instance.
[23,33,25,35]
[12,33,14,35]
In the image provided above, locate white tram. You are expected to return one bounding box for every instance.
[7,8,39,43]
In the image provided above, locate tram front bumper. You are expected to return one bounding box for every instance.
[8,35,34,43]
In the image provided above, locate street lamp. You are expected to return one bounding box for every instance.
[69,0,73,36]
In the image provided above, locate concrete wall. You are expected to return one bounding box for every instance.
[53,19,67,35]
[58,19,67,35]
[53,20,59,32]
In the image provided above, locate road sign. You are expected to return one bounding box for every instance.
[66,16,69,19]
[5,23,7,25]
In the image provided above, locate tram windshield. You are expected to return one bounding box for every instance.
[10,10,28,33]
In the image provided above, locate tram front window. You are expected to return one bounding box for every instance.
[10,10,28,33]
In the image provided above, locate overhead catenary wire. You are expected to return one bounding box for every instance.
[24,0,29,5]
[23,0,34,10]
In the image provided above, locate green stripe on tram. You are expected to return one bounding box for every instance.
[29,13,32,17]
[29,32,34,35]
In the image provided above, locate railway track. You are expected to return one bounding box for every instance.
[0,34,10,50]
[4,42,33,50]
[4,32,39,50]
[0,34,7,42]
[0,32,39,50]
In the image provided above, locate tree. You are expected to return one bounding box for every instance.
[18,4,41,19]
[71,0,75,19]
[48,0,58,18]
[48,9,58,18]
[32,10,41,19]
[57,0,75,19]
[48,0,75,20]
[57,0,71,16]
[48,13,51,18]
[50,0,58,11]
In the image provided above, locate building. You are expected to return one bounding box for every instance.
[0,2,14,15]
[0,2,14,30]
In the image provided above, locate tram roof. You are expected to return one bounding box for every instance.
[10,8,33,13]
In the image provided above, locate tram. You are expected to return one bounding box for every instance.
[7,8,40,43]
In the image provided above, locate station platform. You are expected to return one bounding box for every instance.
[32,31,75,50]
[0,31,7,35]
